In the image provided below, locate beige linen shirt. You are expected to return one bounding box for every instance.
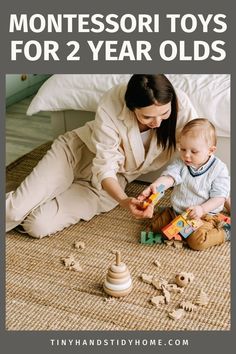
[77,84,197,190]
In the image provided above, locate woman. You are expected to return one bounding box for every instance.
[6,74,197,238]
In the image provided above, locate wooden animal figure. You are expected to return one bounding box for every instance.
[142,184,165,209]
[103,251,133,298]
[140,231,163,244]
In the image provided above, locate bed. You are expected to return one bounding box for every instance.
[27,74,230,181]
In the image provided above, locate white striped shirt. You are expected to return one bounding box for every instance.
[161,155,230,214]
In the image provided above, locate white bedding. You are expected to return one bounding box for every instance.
[27,74,230,138]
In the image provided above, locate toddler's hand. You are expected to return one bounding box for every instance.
[187,205,204,219]
[137,183,157,202]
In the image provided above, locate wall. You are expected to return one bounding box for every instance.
[6,74,50,106]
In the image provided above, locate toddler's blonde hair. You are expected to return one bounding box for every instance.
[180,118,217,146]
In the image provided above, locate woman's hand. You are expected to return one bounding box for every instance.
[119,197,154,219]
[187,205,204,219]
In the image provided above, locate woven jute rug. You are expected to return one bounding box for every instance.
[6,142,231,331]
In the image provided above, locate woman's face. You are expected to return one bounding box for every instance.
[134,102,171,130]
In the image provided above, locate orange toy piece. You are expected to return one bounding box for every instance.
[162,215,188,240]
[162,211,203,240]
[217,213,231,224]
[142,184,165,209]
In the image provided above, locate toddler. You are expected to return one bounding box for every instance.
[139,118,230,250]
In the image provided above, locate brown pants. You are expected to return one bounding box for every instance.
[152,207,225,251]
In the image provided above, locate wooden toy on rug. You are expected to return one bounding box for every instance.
[168,308,185,320]
[61,255,82,272]
[195,290,209,306]
[175,272,194,288]
[150,295,165,307]
[141,184,165,209]
[217,213,231,224]
[74,241,85,250]
[153,259,161,267]
[141,273,153,284]
[162,210,203,240]
[140,231,163,244]
[103,251,133,298]
[216,213,231,231]
[179,300,197,312]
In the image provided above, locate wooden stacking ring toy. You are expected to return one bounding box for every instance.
[103,251,133,297]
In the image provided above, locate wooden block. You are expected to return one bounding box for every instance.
[140,231,163,244]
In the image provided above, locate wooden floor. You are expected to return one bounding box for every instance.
[5,96,52,165]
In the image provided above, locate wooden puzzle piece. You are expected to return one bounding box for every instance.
[142,184,165,209]
[152,277,168,290]
[165,283,183,293]
[140,231,163,244]
[162,215,189,240]
[150,295,165,307]
[168,308,185,320]
[180,300,197,312]
[181,210,203,229]
[162,210,203,240]
[195,290,209,306]
[74,241,85,250]
[164,240,175,247]
[61,255,82,271]
[153,259,161,267]
[141,273,153,284]
[173,240,184,249]
[61,255,75,268]
[70,261,83,272]
[162,285,171,304]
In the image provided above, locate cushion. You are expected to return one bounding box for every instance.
[27,74,230,138]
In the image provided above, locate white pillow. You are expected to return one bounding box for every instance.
[166,74,230,138]
[27,74,131,115]
[27,74,230,137]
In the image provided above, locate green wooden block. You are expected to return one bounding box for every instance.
[140,231,163,245]
[153,234,163,244]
